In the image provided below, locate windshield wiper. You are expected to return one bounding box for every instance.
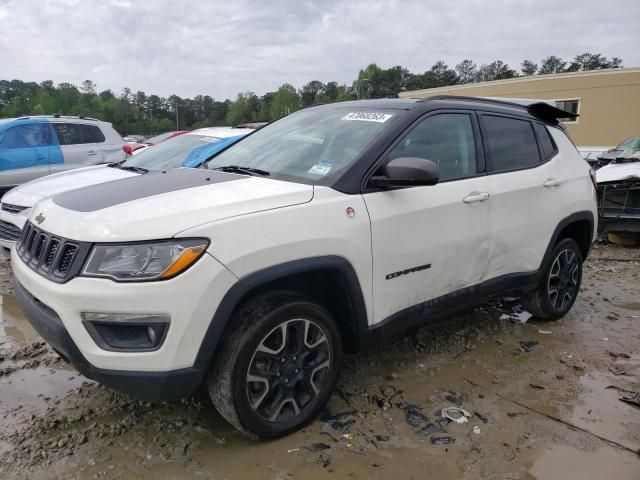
[212,165,270,176]
[119,165,149,174]
[107,159,126,168]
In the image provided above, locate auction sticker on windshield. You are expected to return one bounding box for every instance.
[342,112,393,123]
[308,159,334,176]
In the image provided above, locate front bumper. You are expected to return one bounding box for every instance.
[11,247,238,400]
[14,279,202,400]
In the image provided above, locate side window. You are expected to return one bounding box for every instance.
[0,123,47,149]
[387,113,477,181]
[534,123,558,161]
[482,115,540,172]
[81,125,105,143]
[53,123,83,145]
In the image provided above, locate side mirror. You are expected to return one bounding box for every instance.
[369,156,439,188]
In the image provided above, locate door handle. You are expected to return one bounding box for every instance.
[87,151,97,156]
[543,178,561,188]
[463,191,490,204]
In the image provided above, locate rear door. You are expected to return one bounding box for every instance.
[50,123,104,174]
[479,114,560,278]
[0,122,51,189]
[79,124,107,163]
[363,111,492,325]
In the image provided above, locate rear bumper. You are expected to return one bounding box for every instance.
[14,278,205,401]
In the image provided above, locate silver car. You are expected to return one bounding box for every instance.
[0,115,125,195]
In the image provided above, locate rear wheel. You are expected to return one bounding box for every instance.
[208,291,342,438]
[525,238,583,320]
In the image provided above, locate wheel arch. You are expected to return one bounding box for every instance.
[539,211,594,275]
[193,256,369,373]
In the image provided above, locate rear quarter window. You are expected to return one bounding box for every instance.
[534,123,558,161]
[81,125,106,143]
[481,115,540,172]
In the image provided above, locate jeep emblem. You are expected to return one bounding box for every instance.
[35,213,45,225]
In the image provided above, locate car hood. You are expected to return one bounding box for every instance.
[5,165,137,209]
[596,162,640,184]
[30,168,314,242]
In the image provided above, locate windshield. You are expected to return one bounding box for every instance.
[122,134,222,171]
[145,131,175,144]
[615,137,639,150]
[206,108,401,184]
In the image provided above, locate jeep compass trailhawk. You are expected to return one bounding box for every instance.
[13,97,597,438]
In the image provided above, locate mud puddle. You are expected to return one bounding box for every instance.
[527,444,639,480]
[1,293,89,419]
[0,294,40,350]
[570,368,640,452]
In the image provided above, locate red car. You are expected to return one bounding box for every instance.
[122,130,188,155]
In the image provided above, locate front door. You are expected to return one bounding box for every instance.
[363,112,492,325]
[0,122,51,190]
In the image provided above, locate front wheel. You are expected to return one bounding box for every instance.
[208,291,342,438]
[525,238,583,320]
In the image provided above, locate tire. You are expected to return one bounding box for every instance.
[208,291,342,439]
[525,238,583,320]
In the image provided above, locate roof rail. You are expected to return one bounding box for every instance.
[422,95,578,122]
[49,114,99,121]
[234,122,269,129]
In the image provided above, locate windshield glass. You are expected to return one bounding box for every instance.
[145,131,174,144]
[123,134,221,171]
[616,137,639,150]
[206,108,401,183]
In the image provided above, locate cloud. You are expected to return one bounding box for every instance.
[0,0,638,99]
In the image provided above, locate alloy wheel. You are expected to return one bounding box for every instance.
[547,248,580,311]
[246,318,331,423]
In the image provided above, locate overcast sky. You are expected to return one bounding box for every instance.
[1,0,638,100]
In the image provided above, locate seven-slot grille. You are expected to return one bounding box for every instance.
[1,203,29,214]
[16,223,90,282]
[0,220,22,241]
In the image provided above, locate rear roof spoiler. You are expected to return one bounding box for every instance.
[425,95,578,123]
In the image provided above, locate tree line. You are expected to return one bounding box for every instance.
[0,52,622,135]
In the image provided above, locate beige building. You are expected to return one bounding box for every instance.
[399,67,640,147]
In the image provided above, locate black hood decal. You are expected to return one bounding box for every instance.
[53,169,243,212]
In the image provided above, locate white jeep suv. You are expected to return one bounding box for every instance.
[12,97,597,438]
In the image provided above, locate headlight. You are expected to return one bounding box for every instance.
[81,239,209,282]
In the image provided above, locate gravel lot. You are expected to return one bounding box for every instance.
[0,244,639,479]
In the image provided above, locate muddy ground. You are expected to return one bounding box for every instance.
[0,244,639,479]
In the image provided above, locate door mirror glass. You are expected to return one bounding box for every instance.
[370,156,439,188]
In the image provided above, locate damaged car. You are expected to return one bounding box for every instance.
[592,135,640,170]
[596,159,640,234]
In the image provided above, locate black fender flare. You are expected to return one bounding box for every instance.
[536,210,595,280]
[191,255,369,372]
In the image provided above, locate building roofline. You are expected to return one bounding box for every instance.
[399,66,640,98]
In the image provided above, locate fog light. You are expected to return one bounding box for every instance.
[147,325,156,343]
[82,312,169,352]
